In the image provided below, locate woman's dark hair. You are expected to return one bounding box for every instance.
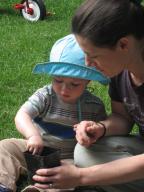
[72,0,144,48]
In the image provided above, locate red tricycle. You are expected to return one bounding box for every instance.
[14,0,46,21]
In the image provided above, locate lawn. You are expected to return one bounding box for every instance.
[0,0,111,139]
[2,0,144,139]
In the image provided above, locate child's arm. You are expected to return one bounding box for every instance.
[15,108,44,154]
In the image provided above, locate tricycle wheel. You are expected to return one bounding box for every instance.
[20,0,46,21]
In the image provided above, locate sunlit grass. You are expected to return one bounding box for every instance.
[1,0,142,139]
[0,0,84,139]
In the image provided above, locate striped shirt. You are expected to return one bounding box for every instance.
[21,84,107,139]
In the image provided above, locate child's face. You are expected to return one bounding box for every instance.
[52,76,89,104]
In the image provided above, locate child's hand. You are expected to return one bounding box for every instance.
[74,121,105,147]
[26,135,44,155]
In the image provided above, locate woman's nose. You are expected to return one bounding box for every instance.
[85,55,99,68]
[85,55,92,67]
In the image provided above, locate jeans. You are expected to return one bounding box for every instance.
[74,135,144,192]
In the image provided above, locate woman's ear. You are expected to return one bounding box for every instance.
[117,37,129,51]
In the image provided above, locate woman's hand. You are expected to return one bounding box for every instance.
[74,121,105,147]
[26,135,44,155]
[33,161,81,189]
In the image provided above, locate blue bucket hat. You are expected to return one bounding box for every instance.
[33,34,110,85]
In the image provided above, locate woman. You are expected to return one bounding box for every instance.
[33,0,144,191]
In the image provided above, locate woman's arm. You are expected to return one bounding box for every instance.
[33,154,144,189]
[80,154,144,186]
[101,100,134,136]
[74,100,134,147]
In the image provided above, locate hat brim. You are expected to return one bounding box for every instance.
[33,62,110,85]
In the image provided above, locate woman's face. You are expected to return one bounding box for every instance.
[76,35,127,78]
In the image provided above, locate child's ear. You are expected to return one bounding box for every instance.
[85,80,91,87]
[87,80,91,85]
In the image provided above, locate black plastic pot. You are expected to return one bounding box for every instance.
[24,146,61,184]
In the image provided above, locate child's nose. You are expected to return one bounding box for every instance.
[61,83,71,91]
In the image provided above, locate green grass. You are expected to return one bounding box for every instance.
[2,0,144,139]
[3,0,143,139]
[0,0,88,139]
[0,1,143,191]
[0,0,110,139]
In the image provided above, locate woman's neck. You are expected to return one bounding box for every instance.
[128,39,144,84]
[128,46,144,85]
[130,72,144,86]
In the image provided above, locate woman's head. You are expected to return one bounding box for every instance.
[72,0,144,48]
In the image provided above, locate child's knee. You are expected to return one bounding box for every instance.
[0,138,27,154]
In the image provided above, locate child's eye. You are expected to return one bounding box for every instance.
[54,79,63,83]
[71,83,80,87]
